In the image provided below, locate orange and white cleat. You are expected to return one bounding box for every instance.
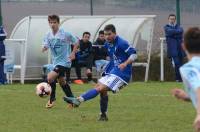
[45,100,55,108]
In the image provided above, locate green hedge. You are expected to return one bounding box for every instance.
[132,55,187,81]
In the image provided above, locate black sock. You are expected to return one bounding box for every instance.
[49,81,56,103]
[100,94,108,114]
[87,73,92,81]
[61,83,74,97]
[44,79,56,103]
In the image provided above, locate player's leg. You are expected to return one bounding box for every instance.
[85,54,93,82]
[63,82,108,106]
[65,67,71,84]
[57,67,74,98]
[46,70,58,108]
[99,91,109,121]
[74,59,82,80]
[49,80,56,103]
[58,77,74,97]
[63,74,126,107]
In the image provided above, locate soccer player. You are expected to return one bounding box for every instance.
[63,24,137,120]
[42,14,78,108]
[93,30,109,73]
[73,32,94,84]
[171,27,200,132]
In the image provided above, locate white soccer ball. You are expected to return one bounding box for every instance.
[36,82,51,97]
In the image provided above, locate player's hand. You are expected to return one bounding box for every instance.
[69,52,75,61]
[42,47,48,52]
[171,88,184,99]
[171,88,190,101]
[194,114,200,132]
[118,63,127,71]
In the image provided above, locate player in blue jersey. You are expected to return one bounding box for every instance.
[42,15,78,108]
[171,27,200,132]
[63,24,137,120]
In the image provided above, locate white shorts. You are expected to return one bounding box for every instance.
[98,74,127,93]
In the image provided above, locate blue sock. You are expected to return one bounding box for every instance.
[81,88,99,101]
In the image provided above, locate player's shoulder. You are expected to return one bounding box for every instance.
[104,42,109,47]
[116,36,129,49]
[60,29,72,36]
[180,58,200,74]
[58,28,67,35]
[44,31,51,39]
[117,36,128,44]
[180,61,193,71]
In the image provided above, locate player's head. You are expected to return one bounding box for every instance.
[82,32,91,42]
[104,24,116,43]
[98,30,105,41]
[168,14,176,25]
[48,14,60,32]
[183,27,200,55]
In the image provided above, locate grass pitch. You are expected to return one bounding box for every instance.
[0,82,195,132]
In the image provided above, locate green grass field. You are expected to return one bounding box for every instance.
[0,82,195,132]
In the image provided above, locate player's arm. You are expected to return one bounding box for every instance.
[69,42,79,61]
[194,88,200,132]
[171,88,191,102]
[69,34,79,61]
[42,33,49,52]
[42,46,48,52]
[118,54,136,70]
[118,42,137,70]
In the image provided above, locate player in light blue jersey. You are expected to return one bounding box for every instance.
[42,15,78,108]
[63,24,137,120]
[171,27,200,132]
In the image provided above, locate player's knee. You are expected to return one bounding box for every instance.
[58,79,66,86]
[95,85,107,93]
[94,83,99,88]
[47,77,54,84]
[86,69,92,74]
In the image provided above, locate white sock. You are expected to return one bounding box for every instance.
[78,96,84,102]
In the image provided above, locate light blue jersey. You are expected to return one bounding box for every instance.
[43,28,78,68]
[180,57,200,108]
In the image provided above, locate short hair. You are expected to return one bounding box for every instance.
[82,31,91,37]
[184,27,200,53]
[48,14,60,23]
[104,24,116,33]
[168,14,176,19]
[99,30,104,35]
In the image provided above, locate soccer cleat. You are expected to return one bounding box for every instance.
[98,113,108,121]
[63,96,81,107]
[45,100,55,108]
